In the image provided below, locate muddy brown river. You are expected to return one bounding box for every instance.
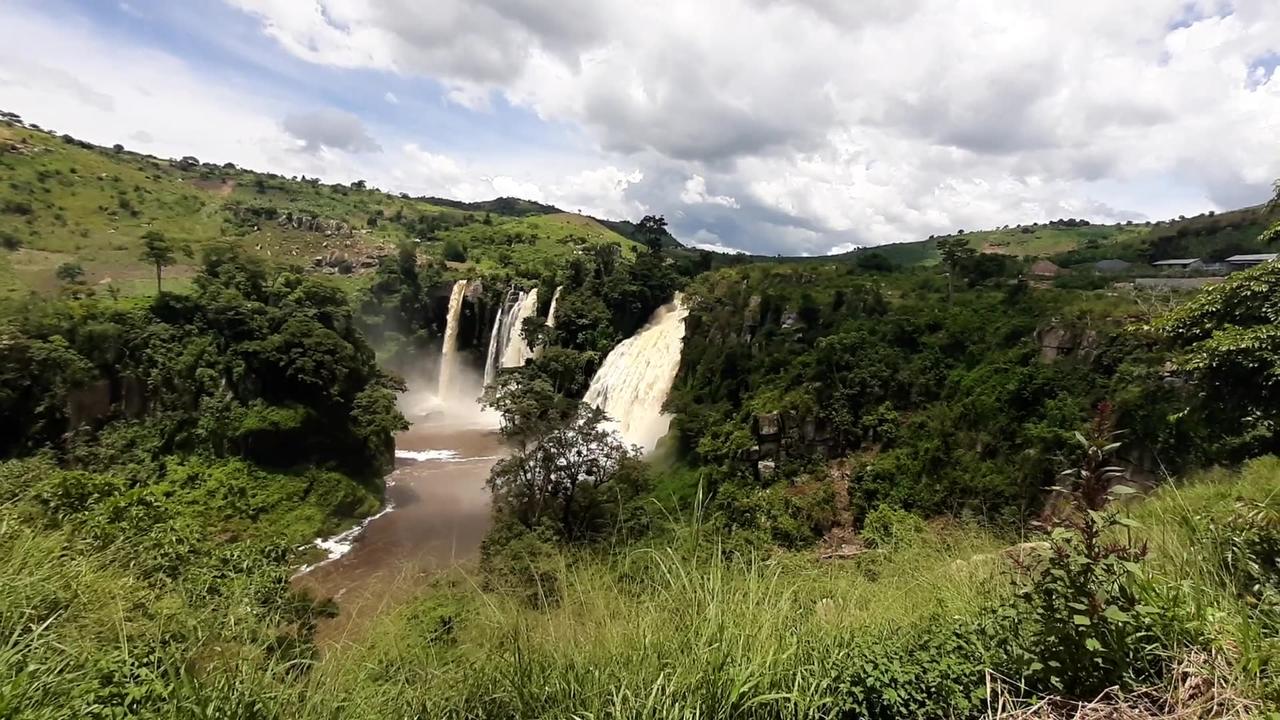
[294,415,504,636]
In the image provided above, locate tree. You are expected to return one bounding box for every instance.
[854,251,895,273]
[140,230,185,293]
[486,404,647,543]
[636,215,669,253]
[0,229,21,250]
[55,262,85,285]
[1152,259,1280,459]
[442,238,467,263]
[937,236,977,304]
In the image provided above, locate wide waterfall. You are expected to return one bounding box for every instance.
[499,288,539,369]
[583,294,688,453]
[436,279,468,399]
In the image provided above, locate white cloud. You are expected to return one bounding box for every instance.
[225,0,1280,252]
[689,229,747,255]
[384,91,399,104]
[8,0,1280,255]
[282,108,382,154]
[680,174,738,208]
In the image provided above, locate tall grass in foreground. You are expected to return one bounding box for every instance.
[1128,455,1280,704]
[302,523,1006,719]
[3,460,1279,718]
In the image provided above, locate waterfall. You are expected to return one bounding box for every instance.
[436,279,468,399]
[483,300,506,388]
[545,286,563,330]
[583,294,688,453]
[500,288,539,369]
[536,286,564,359]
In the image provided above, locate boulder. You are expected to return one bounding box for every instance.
[757,460,777,481]
[755,412,782,437]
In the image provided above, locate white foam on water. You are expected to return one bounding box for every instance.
[395,449,460,462]
[292,502,396,577]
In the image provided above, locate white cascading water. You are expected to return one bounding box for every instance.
[545,286,563,329]
[482,299,506,388]
[583,293,688,453]
[536,286,563,359]
[436,279,468,400]
[500,288,539,369]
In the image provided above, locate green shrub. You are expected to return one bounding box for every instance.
[0,228,21,249]
[862,504,926,550]
[442,237,467,262]
[826,620,989,720]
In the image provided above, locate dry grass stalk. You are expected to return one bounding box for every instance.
[986,652,1261,719]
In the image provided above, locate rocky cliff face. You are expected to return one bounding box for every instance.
[65,375,147,429]
[424,280,498,376]
[749,411,836,480]
[1034,324,1099,363]
[278,212,352,236]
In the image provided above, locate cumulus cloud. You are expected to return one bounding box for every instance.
[224,0,1280,253]
[282,108,382,154]
[689,229,748,255]
[680,175,739,208]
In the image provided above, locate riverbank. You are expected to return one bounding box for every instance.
[293,414,504,640]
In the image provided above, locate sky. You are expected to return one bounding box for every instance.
[2,0,1279,255]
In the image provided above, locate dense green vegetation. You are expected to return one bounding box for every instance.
[5,452,1279,717]
[4,117,1280,717]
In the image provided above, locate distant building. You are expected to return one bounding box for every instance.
[1030,260,1067,278]
[1093,259,1132,274]
[1225,253,1278,270]
[1152,258,1204,271]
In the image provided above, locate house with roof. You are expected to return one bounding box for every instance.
[1029,259,1067,278]
[1093,259,1131,274]
[1225,253,1278,271]
[1152,258,1204,272]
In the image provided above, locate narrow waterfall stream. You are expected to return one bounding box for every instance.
[436,280,468,399]
[545,285,562,329]
[482,299,506,388]
[583,294,688,453]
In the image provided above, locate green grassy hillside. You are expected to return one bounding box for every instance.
[0,121,637,300]
[850,206,1279,268]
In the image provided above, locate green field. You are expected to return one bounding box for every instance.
[0,122,637,300]
[850,208,1279,268]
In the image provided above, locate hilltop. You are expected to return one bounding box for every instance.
[0,120,645,300]
[844,206,1280,268]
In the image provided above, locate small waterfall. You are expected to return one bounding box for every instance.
[436,279,468,399]
[500,288,539,369]
[483,300,506,388]
[546,286,563,330]
[583,294,688,453]
[536,286,564,359]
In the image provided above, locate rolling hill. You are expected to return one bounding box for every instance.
[844,206,1280,268]
[0,119,640,300]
